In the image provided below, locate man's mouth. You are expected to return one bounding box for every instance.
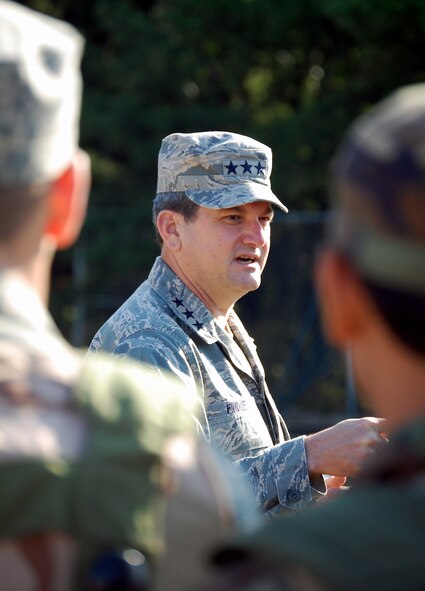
[236,255,258,264]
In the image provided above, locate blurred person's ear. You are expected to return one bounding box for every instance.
[314,249,372,348]
[44,150,91,250]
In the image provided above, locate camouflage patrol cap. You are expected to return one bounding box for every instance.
[0,1,83,185]
[330,83,425,294]
[156,131,288,212]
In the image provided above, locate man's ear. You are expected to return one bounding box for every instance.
[156,210,182,250]
[44,150,91,250]
[314,249,371,348]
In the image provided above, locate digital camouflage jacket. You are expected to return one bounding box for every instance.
[90,257,324,514]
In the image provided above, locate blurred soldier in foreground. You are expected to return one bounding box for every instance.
[0,3,257,590]
[196,84,425,591]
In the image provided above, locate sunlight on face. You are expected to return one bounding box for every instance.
[178,201,274,312]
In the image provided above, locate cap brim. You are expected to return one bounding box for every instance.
[185,183,288,213]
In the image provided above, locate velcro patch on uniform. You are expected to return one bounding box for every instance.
[223,159,267,178]
[226,400,248,414]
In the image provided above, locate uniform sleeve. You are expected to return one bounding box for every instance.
[236,436,325,515]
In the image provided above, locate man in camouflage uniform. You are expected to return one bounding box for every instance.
[89,131,386,515]
[196,84,425,591]
[0,3,257,590]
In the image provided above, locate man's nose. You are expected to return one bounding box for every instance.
[241,221,268,247]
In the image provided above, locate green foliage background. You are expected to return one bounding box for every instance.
[18,0,425,414]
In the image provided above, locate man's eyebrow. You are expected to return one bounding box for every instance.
[222,206,243,213]
[222,205,274,214]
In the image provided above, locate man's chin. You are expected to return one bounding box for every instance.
[236,277,262,295]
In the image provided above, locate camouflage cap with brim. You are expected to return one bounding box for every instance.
[329,83,425,294]
[156,131,288,212]
[0,1,83,185]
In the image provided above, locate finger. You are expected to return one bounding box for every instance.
[361,434,385,451]
[325,475,347,489]
[365,416,387,435]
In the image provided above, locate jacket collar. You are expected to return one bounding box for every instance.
[148,257,263,381]
[149,257,225,345]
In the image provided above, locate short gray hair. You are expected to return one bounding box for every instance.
[152,191,199,246]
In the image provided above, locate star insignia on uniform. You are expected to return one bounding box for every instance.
[194,320,203,330]
[183,308,194,319]
[172,297,184,308]
[225,160,238,175]
[241,160,252,174]
[255,161,265,175]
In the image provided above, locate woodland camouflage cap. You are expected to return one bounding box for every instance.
[329,83,425,294]
[156,131,288,212]
[0,1,83,185]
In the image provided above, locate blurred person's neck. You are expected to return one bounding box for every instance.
[0,234,55,307]
[353,315,425,435]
